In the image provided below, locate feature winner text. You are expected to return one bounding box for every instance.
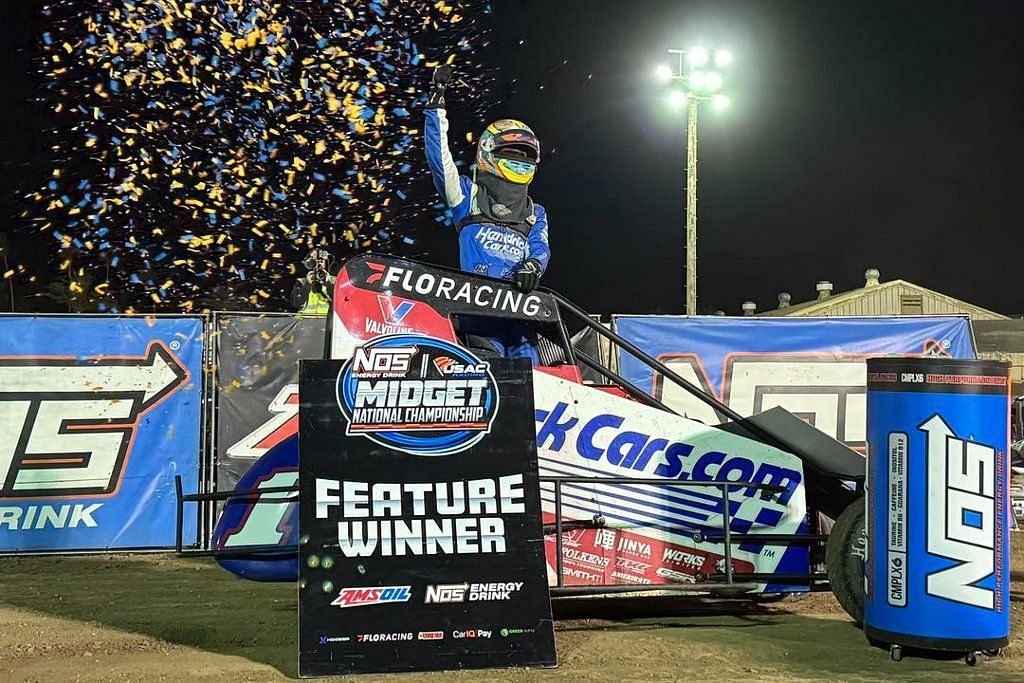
[316,475,525,557]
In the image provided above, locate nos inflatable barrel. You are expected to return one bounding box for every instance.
[865,357,1011,656]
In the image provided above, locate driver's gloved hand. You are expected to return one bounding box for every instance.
[513,259,542,293]
[426,65,452,109]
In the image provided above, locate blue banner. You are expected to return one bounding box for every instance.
[614,315,975,449]
[0,315,203,552]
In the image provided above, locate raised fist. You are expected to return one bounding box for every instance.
[426,65,453,109]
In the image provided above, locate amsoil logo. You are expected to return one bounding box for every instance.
[0,342,188,499]
[330,586,411,608]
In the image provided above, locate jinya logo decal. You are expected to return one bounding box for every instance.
[921,414,997,609]
[336,335,499,456]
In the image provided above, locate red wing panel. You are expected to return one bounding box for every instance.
[333,262,457,344]
[535,364,583,384]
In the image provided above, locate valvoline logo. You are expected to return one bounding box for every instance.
[377,295,415,325]
[336,335,499,456]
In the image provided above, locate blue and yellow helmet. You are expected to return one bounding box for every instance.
[476,119,541,185]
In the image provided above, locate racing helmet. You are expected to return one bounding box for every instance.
[476,119,540,185]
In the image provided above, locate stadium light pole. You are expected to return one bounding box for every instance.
[656,47,731,315]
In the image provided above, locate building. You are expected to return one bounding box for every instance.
[756,268,1007,320]
[749,268,1022,392]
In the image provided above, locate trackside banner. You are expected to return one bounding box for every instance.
[0,315,203,552]
[613,316,975,449]
[213,313,325,493]
[298,340,556,676]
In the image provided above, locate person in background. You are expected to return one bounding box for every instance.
[291,248,334,316]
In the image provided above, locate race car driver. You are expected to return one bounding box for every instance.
[424,64,550,360]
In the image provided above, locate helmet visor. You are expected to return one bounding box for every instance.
[491,131,541,165]
[495,158,536,184]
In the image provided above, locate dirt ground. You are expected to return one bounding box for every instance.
[1,537,1022,682]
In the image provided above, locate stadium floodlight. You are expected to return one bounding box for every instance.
[655,64,674,82]
[686,46,709,67]
[653,44,734,315]
[703,71,724,92]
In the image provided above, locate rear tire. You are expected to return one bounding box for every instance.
[826,498,866,626]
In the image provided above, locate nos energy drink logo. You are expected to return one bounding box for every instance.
[922,414,999,609]
[336,335,499,456]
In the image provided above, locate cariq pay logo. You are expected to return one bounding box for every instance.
[0,342,188,499]
[922,414,1000,609]
[336,334,499,456]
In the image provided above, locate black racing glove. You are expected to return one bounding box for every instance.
[513,259,542,293]
[426,65,452,109]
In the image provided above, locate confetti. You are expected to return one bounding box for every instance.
[22,0,496,311]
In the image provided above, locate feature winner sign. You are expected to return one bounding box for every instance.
[298,335,556,677]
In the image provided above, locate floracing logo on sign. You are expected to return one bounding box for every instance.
[336,334,499,456]
[0,342,188,499]
[356,632,414,643]
[330,586,411,608]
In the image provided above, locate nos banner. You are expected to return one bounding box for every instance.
[214,313,324,492]
[614,315,976,450]
[298,336,556,676]
[0,315,203,552]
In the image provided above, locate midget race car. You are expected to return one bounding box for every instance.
[177,254,867,620]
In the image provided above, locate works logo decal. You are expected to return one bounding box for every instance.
[0,342,188,498]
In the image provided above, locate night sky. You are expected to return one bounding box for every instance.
[3,1,1024,315]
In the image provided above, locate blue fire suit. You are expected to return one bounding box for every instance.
[424,107,551,360]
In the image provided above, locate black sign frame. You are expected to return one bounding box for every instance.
[298,353,556,676]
